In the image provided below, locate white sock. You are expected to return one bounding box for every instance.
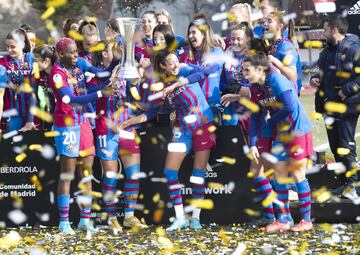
[192,208,201,220]
[124,212,134,219]
[174,204,185,218]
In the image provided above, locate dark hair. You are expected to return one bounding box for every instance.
[244,52,270,73]
[6,29,31,53]
[62,18,82,37]
[324,14,348,35]
[153,49,172,76]
[91,40,112,67]
[142,10,157,20]
[33,45,57,65]
[231,22,254,41]
[106,17,120,34]
[152,24,175,47]
[19,24,35,34]
[250,38,271,55]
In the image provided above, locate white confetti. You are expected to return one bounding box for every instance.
[76,195,92,205]
[132,172,147,179]
[232,242,247,255]
[261,152,279,164]
[60,173,75,181]
[3,130,18,140]
[282,13,297,24]
[327,162,346,173]
[211,12,227,22]
[119,130,135,140]
[96,71,111,78]
[190,176,205,185]
[148,92,164,101]
[12,135,23,143]
[167,143,187,153]
[184,114,197,124]
[2,109,18,118]
[8,209,27,225]
[41,144,56,160]
[84,112,96,119]
[62,95,70,104]
[150,177,167,183]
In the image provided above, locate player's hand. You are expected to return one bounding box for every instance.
[101,86,115,97]
[19,122,37,132]
[213,34,226,50]
[338,90,346,101]
[249,146,260,164]
[309,77,320,88]
[220,94,240,107]
[162,83,179,99]
[139,58,151,69]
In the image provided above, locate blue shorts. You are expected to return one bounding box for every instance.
[3,116,25,132]
[53,125,81,157]
[96,133,119,160]
[172,123,216,154]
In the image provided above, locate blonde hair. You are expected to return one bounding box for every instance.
[230,3,253,28]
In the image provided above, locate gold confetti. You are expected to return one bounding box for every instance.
[345,169,358,178]
[219,228,229,245]
[282,55,293,66]
[29,144,43,151]
[153,207,164,223]
[89,42,106,52]
[31,37,45,46]
[222,114,232,121]
[208,125,217,133]
[46,0,68,8]
[207,182,224,189]
[262,192,276,207]
[355,67,360,74]
[309,112,323,120]
[244,208,261,217]
[324,102,347,114]
[41,7,55,20]
[64,115,74,126]
[151,137,158,144]
[336,72,351,79]
[150,82,164,91]
[337,147,350,155]
[130,86,141,101]
[240,98,260,112]
[30,106,53,123]
[277,177,295,184]
[33,63,40,79]
[79,147,94,157]
[68,29,84,41]
[44,131,60,137]
[264,169,274,178]
[312,187,331,203]
[304,40,323,48]
[15,153,27,163]
[152,193,160,203]
[218,156,236,165]
[188,199,214,209]
[31,175,42,191]
[247,172,254,178]
[319,223,333,232]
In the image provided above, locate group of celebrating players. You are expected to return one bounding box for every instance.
[0,0,318,234]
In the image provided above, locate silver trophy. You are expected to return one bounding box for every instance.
[116,17,141,79]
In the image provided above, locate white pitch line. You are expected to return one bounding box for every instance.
[314,132,360,151]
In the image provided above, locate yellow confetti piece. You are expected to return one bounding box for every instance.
[152,44,166,52]
[45,20,56,31]
[33,63,40,79]
[41,7,55,20]
[188,198,214,209]
[152,193,160,203]
[219,228,229,245]
[309,112,323,120]
[248,49,256,55]
[299,242,308,253]
[150,82,164,91]
[31,175,42,191]
[92,203,101,211]
[130,86,141,101]
[46,0,68,8]
[304,40,323,48]
[29,144,43,151]
[264,39,270,47]
[31,37,45,47]
[282,54,293,66]
[168,40,179,52]
[227,12,237,22]
[222,114,232,121]
[262,192,276,207]
[78,183,87,191]
[324,102,347,114]
[89,42,106,52]
[30,106,53,123]
[64,115,74,126]
[68,29,84,41]
[345,169,358,178]
[319,223,333,232]
[151,137,158,144]
[124,102,138,111]
[246,172,254,178]
[44,131,60,137]
[198,24,207,31]
[290,145,301,153]
[277,133,293,143]
[153,208,164,223]
[277,177,295,184]
[264,169,274,177]
[355,67,360,74]
[24,236,36,244]
[240,98,260,112]
[90,191,103,198]
[208,125,217,133]
[244,208,261,217]
[267,101,283,109]
[336,71,351,79]
[15,153,27,163]
[207,182,224,189]
[313,187,331,203]
[218,156,236,165]
[48,37,55,44]
[337,147,350,155]
[79,148,93,157]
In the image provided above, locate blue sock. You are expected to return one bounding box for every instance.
[58,194,70,223]
[254,177,275,219]
[191,169,206,199]
[296,179,311,222]
[80,195,92,220]
[273,180,291,223]
[102,174,118,218]
[164,168,182,206]
[124,164,140,215]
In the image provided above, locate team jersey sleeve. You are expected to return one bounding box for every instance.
[276,41,297,67]
[270,73,294,97]
[267,90,295,125]
[179,63,218,84]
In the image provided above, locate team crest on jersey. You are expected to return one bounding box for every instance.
[67,144,73,151]
[53,74,62,83]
